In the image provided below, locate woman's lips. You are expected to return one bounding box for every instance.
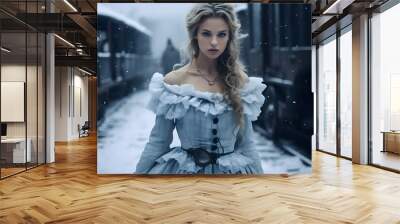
[208,49,219,54]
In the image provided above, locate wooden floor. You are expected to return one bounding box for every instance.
[0,167,26,178]
[1,135,400,223]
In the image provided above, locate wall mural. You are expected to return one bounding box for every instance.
[97,3,312,175]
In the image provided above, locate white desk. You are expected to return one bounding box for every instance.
[1,138,31,163]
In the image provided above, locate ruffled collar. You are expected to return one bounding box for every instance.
[162,78,225,103]
[147,72,266,120]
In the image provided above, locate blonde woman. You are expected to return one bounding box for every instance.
[136,3,266,174]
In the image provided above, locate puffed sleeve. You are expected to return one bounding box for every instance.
[234,115,263,174]
[135,115,175,173]
[232,77,267,174]
[135,73,178,173]
[241,77,267,121]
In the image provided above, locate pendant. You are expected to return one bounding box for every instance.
[207,80,216,86]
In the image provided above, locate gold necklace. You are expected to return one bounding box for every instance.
[195,66,219,86]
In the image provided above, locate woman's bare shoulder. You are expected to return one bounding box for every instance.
[164,65,189,85]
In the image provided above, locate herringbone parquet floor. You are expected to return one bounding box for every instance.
[1,134,400,224]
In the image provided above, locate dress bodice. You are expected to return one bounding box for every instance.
[147,72,266,154]
[135,72,266,174]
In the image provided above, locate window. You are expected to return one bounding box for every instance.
[370,3,400,171]
[317,35,337,154]
[339,28,352,158]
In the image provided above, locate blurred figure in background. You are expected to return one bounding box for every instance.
[161,38,181,74]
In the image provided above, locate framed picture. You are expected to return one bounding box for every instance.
[97,3,312,175]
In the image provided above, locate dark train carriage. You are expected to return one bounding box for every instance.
[97,8,154,120]
[238,4,313,158]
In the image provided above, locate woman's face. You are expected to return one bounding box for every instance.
[196,17,229,60]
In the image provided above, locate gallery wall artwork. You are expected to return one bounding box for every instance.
[97,3,312,175]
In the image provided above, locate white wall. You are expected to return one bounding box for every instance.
[55,67,89,141]
[1,65,36,138]
[1,82,25,122]
[73,73,89,137]
[1,64,26,81]
[55,67,69,141]
[312,45,316,151]
[1,65,26,133]
[1,63,46,164]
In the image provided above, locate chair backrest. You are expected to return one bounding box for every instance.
[82,121,90,129]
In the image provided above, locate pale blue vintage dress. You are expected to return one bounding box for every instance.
[135,72,267,174]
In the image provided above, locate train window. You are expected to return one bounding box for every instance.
[250,4,261,49]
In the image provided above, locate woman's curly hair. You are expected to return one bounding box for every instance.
[186,3,246,126]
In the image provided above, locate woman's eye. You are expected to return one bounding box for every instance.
[218,33,227,38]
[201,32,211,37]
